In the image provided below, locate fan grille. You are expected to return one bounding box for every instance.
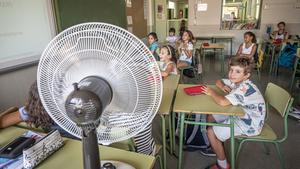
[37,23,162,144]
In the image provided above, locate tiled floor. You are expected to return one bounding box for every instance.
[153,54,300,169]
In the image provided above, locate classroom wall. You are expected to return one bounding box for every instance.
[155,0,168,42]
[188,0,300,54]
[0,66,37,111]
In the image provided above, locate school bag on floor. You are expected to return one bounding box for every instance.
[176,114,210,150]
[278,43,297,68]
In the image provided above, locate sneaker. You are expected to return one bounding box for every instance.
[199,147,216,157]
[205,163,230,169]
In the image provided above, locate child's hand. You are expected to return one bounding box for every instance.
[222,85,232,93]
[203,86,214,96]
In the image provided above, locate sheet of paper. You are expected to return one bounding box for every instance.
[127,16,133,25]
[126,0,132,7]
[197,3,208,11]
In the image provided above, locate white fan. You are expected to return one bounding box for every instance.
[37,22,163,169]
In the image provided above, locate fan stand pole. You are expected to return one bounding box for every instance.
[82,128,100,169]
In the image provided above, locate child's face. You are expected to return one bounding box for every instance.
[228,66,250,84]
[182,32,190,42]
[159,47,171,61]
[169,31,175,36]
[278,24,285,30]
[148,35,156,44]
[244,34,253,43]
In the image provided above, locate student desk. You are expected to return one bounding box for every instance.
[201,43,225,76]
[195,36,214,43]
[158,74,180,169]
[172,84,245,169]
[213,36,234,57]
[0,127,155,169]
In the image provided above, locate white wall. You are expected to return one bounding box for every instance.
[0,65,37,111]
[188,0,300,55]
[155,0,168,42]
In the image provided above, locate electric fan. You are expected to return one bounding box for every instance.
[37,22,162,169]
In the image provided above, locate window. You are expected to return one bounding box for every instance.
[220,0,262,30]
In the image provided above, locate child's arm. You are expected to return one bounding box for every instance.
[284,32,289,40]
[242,44,257,60]
[161,64,174,77]
[237,44,257,59]
[204,86,231,106]
[235,44,243,57]
[182,43,193,58]
[216,80,231,93]
[0,108,23,128]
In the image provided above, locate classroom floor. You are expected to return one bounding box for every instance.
[153,53,300,169]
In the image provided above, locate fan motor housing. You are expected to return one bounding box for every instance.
[65,76,113,127]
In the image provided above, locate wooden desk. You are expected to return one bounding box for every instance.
[213,36,234,57]
[172,84,245,169]
[195,36,213,42]
[201,43,225,76]
[0,127,155,169]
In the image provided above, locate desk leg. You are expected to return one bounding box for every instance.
[269,46,276,75]
[168,114,174,155]
[177,113,185,169]
[290,57,299,91]
[230,38,233,57]
[203,50,206,73]
[172,112,176,154]
[160,115,167,169]
[230,116,235,169]
[221,48,225,77]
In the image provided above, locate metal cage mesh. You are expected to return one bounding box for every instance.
[37,23,162,144]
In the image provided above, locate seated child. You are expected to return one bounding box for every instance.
[271,21,289,41]
[166,28,178,48]
[0,82,157,156]
[159,45,178,78]
[148,32,160,61]
[177,30,195,69]
[236,31,257,62]
[0,81,73,138]
[203,57,266,169]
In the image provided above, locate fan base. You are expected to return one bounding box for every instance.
[101,160,135,169]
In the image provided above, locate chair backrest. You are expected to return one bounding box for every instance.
[265,83,292,117]
[257,48,264,68]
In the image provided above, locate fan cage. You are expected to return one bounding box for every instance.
[37,22,162,144]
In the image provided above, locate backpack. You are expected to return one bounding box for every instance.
[176,114,210,150]
[278,43,297,68]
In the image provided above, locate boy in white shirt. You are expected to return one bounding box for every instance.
[203,57,266,169]
[166,27,178,48]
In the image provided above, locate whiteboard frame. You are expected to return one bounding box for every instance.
[0,0,57,74]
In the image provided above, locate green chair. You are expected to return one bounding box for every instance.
[110,139,164,169]
[179,48,202,83]
[235,83,294,169]
[254,43,265,81]
[289,48,300,91]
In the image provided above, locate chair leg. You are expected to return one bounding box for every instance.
[274,143,285,169]
[235,139,245,162]
[156,155,164,169]
[257,68,261,82]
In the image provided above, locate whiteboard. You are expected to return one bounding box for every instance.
[0,0,56,71]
